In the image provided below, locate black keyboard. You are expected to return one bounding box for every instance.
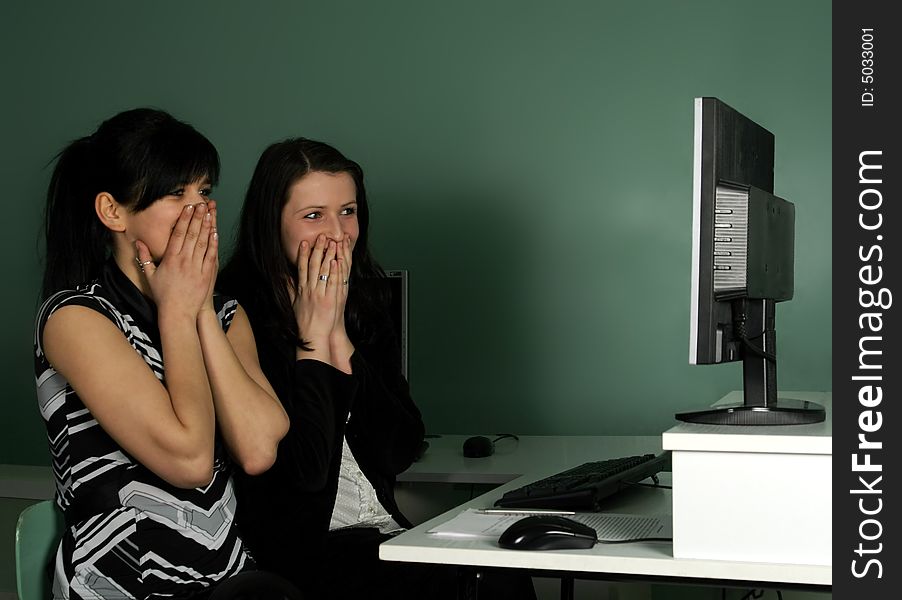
[493,452,671,511]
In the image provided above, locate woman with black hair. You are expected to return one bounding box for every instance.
[220,138,535,600]
[36,108,297,599]
[218,138,421,599]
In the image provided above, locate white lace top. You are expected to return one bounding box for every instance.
[328,436,403,533]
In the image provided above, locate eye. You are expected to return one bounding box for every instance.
[341,206,357,216]
[199,187,213,197]
[167,188,185,197]
[303,212,322,220]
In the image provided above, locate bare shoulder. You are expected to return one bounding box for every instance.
[42,304,118,349]
[42,304,148,384]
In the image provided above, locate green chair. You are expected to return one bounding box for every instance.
[15,500,64,600]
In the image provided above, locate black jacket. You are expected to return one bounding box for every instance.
[233,312,425,588]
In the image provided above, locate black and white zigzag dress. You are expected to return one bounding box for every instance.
[34,262,253,600]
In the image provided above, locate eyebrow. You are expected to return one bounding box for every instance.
[294,201,357,213]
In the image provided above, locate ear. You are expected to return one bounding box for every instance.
[95,192,127,232]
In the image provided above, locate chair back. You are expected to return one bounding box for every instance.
[15,500,64,600]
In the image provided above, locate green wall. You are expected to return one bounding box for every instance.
[1,0,831,466]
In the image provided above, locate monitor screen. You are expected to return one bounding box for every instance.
[678,97,824,426]
[383,270,409,382]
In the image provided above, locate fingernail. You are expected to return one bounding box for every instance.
[205,212,211,221]
[185,204,194,212]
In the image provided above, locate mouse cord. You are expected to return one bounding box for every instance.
[624,480,672,490]
[595,537,673,544]
[733,589,782,600]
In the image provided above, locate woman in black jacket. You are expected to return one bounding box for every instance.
[220,138,429,598]
[220,138,536,600]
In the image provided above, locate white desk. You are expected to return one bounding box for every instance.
[381,433,832,591]
[664,391,832,567]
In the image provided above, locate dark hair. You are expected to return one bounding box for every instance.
[42,108,219,298]
[220,137,386,351]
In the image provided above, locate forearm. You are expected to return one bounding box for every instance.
[157,310,217,475]
[329,331,355,374]
[297,333,334,366]
[283,359,356,490]
[198,309,288,474]
[346,350,424,473]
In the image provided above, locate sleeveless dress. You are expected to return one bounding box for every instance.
[34,262,252,600]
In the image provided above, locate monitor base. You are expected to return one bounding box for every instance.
[675,399,825,426]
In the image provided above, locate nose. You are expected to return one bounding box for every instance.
[327,217,346,242]
[189,192,210,205]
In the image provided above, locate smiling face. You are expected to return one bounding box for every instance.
[280,171,359,264]
[121,178,214,260]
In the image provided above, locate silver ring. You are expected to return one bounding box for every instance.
[318,274,329,282]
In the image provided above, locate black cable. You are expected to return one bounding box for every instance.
[732,301,778,362]
[492,433,519,443]
[740,332,777,362]
[625,481,672,490]
[596,537,673,544]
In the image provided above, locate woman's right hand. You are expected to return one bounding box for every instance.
[135,202,218,320]
[293,234,341,354]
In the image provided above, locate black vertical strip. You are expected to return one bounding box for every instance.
[834,1,900,596]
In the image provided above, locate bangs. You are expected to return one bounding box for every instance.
[130,120,220,210]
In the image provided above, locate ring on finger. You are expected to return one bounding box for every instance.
[318,274,329,282]
[342,279,349,285]
[134,257,153,271]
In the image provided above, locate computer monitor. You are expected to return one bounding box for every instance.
[678,97,825,425]
[383,270,409,381]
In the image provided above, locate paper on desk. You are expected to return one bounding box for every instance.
[427,510,527,538]
[427,509,672,542]
[574,513,672,542]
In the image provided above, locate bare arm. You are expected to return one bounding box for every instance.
[46,200,223,488]
[198,305,289,475]
[44,305,215,488]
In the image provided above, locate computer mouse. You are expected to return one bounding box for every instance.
[413,440,430,462]
[497,515,598,551]
[462,435,494,458]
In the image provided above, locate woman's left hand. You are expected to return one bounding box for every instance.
[199,201,219,315]
[329,237,354,372]
[332,237,352,337]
